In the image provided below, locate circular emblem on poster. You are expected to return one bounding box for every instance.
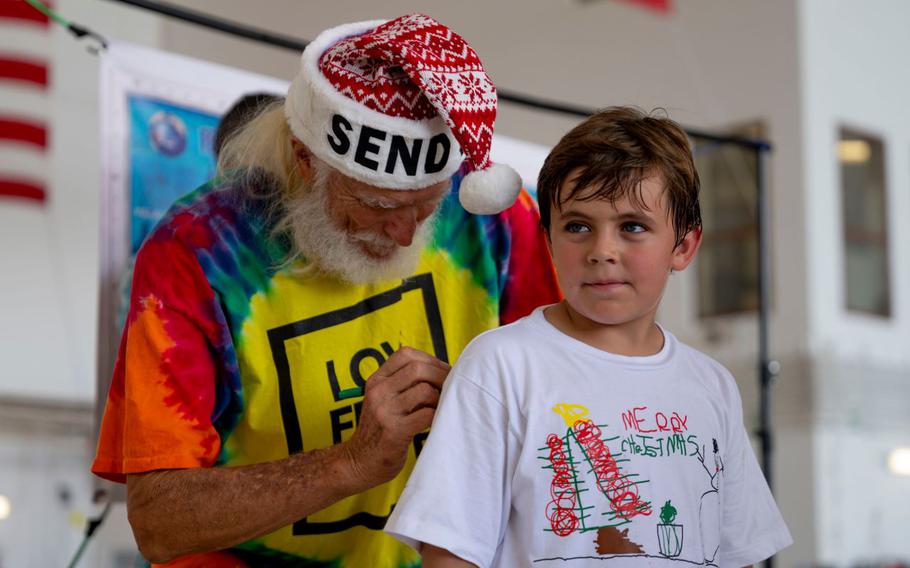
[149,111,187,157]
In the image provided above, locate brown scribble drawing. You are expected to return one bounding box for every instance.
[594,527,644,555]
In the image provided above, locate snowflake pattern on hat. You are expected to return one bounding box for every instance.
[320,14,497,171]
[285,14,521,214]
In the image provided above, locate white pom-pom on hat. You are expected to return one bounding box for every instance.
[459,162,523,215]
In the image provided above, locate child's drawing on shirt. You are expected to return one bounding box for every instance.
[543,404,652,536]
[695,438,725,564]
[537,403,724,566]
[657,500,683,558]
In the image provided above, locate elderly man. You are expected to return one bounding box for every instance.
[92,14,560,567]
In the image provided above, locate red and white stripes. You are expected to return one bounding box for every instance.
[0,0,51,203]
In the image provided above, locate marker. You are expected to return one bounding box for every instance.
[337,333,406,401]
[338,387,363,400]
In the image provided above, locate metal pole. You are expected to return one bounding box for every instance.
[756,147,779,568]
[108,0,308,51]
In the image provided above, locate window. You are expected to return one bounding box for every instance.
[839,128,890,316]
[693,124,763,317]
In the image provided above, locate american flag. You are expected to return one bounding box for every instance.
[0,0,48,204]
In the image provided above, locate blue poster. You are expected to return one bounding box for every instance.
[129,95,220,253]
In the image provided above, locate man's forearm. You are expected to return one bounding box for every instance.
[127,443,363,564]
[126,346,448,564]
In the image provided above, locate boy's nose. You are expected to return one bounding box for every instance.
[587,235,618,264]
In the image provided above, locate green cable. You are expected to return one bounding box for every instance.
[23,0,70,28]
[22,0,108,51]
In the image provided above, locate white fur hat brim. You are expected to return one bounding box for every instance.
[284,19,462,190]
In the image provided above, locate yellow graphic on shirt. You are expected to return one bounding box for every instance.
[223,251,497,568]
[553,403,591,428]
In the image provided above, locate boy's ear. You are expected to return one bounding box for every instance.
[670,226,702,272]
[290,137,315,184]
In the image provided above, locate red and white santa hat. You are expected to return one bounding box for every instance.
[284,13,522,215]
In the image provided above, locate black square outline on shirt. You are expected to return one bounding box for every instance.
[267,272,447,535]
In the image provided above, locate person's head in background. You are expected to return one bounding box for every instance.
[213,92,283,158]
[535,106,702,350]
[215,15,523,285]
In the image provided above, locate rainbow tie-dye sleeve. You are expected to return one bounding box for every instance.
[92,215,232,481]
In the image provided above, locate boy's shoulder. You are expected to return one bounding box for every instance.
[669,332,742,403]
[450,308,555,386]
[461,307,550,356]
[672,335,727,371]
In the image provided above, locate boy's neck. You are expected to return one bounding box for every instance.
[543,301,665,357]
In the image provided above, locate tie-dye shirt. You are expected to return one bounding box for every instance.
[92,172,561,568]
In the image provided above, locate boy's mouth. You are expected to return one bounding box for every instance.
[584,279,628,290]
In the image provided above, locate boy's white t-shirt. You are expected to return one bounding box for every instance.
[385,307,792,568]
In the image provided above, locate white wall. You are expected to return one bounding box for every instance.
[817,426,910,566]
[0,431,91,567]
[1,0,162,404]
[800,0,910,563]
[801,0,910,362]
[0,1,161,565]
[0,401,100,568]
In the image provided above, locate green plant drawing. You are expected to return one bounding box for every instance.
[659,500,677,525]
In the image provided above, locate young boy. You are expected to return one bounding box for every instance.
[385,107,792,567]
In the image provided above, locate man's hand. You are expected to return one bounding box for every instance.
[341,346,450,491]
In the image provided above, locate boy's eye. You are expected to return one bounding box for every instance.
[564,221,590,233]
[622,222,647,234]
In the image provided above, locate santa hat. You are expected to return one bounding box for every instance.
[284,14,521,215]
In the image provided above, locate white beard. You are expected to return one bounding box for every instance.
[278,166,436,285]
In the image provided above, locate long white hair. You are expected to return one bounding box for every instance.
[216,100,299,200]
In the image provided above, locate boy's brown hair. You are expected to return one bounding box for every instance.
[537,106,701,245]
